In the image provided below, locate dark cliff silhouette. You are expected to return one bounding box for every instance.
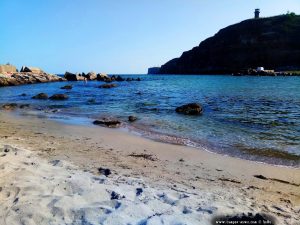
[157,14,300,74]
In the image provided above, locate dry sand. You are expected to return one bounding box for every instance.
[0,111,300,225]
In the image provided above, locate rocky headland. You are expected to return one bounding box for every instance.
[0,65,65,87]
[153,14,300,75]
[64,71,141,82]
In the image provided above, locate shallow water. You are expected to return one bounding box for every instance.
[0,75,299,166]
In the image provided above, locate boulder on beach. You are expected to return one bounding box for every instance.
[49,94,69,100]
[93,118,121,128]
[175,103,203,115]
[99,83,117,88]
[32,93,48,100]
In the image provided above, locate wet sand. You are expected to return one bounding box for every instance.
[0,111,299,225]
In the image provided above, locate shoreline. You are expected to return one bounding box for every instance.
[0,111,300,224]
[13,108,300,168]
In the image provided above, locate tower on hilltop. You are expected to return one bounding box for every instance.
[254,9,260,19]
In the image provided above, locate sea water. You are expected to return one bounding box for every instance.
[0,75,299,166]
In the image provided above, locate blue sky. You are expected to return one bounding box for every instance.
[1,0,299,74]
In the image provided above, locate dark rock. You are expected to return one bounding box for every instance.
[136,188,143,196]
[128,116,137,122]
[99,83,117,88]
[32,93,48,100]
[126,78,133,81]
[60,85,72,90]
[136,77,141,81]
[111,191,122,200]
[254,175,268,180]
[20,93,27,96]
[85,72,97,80]
[115,75,125,82]
[64,71,85,81]
[19,104,30,109]
[93,119,121,128]
[2,103,18,110]
[49,94,69,100]
[159,15,300,74]
[98,167,111,177]
[96,73,109,81]
[175,103,203,115]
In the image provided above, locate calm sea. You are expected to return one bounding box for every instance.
[1,75,299,166]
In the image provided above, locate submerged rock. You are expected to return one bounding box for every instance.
[49,94,69,100]
[93,119,121,128]
[32,93,48,100]
[60,85,73,90]
[175,103,203,115]
[99,83,117,88]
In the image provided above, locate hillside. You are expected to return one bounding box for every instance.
[157,14,300,74]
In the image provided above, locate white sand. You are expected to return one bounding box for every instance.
[0,112,300,225]
[0,144,254,225]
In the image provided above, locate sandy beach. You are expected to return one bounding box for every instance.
[0,111,299,225]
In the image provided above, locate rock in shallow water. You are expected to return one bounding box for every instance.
[60,85,72,90]
[99,83,117,89]
[93,119,121,128]
[175,103,203,115]
[49,94,69,100]
[32,93,48,100]
[128,116,137,122]
[1,103,18,110]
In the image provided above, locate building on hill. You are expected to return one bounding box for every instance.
[255,9,260,19]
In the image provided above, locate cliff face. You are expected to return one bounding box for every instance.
[159,15,300,74]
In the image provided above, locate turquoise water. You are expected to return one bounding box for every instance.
[0,75,300,166]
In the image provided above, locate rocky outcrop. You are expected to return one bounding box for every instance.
[159,14,300,74]
[84,72,97,80]
[0,72,65,87]
[20,66,44,73]
[0,64,17,73]
[175,103,203,115]
[64,72,85,81]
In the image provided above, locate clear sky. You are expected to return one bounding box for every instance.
[1,0,299,74]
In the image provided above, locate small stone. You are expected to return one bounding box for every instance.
[98,167,111,177]
[128,116,137,122]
